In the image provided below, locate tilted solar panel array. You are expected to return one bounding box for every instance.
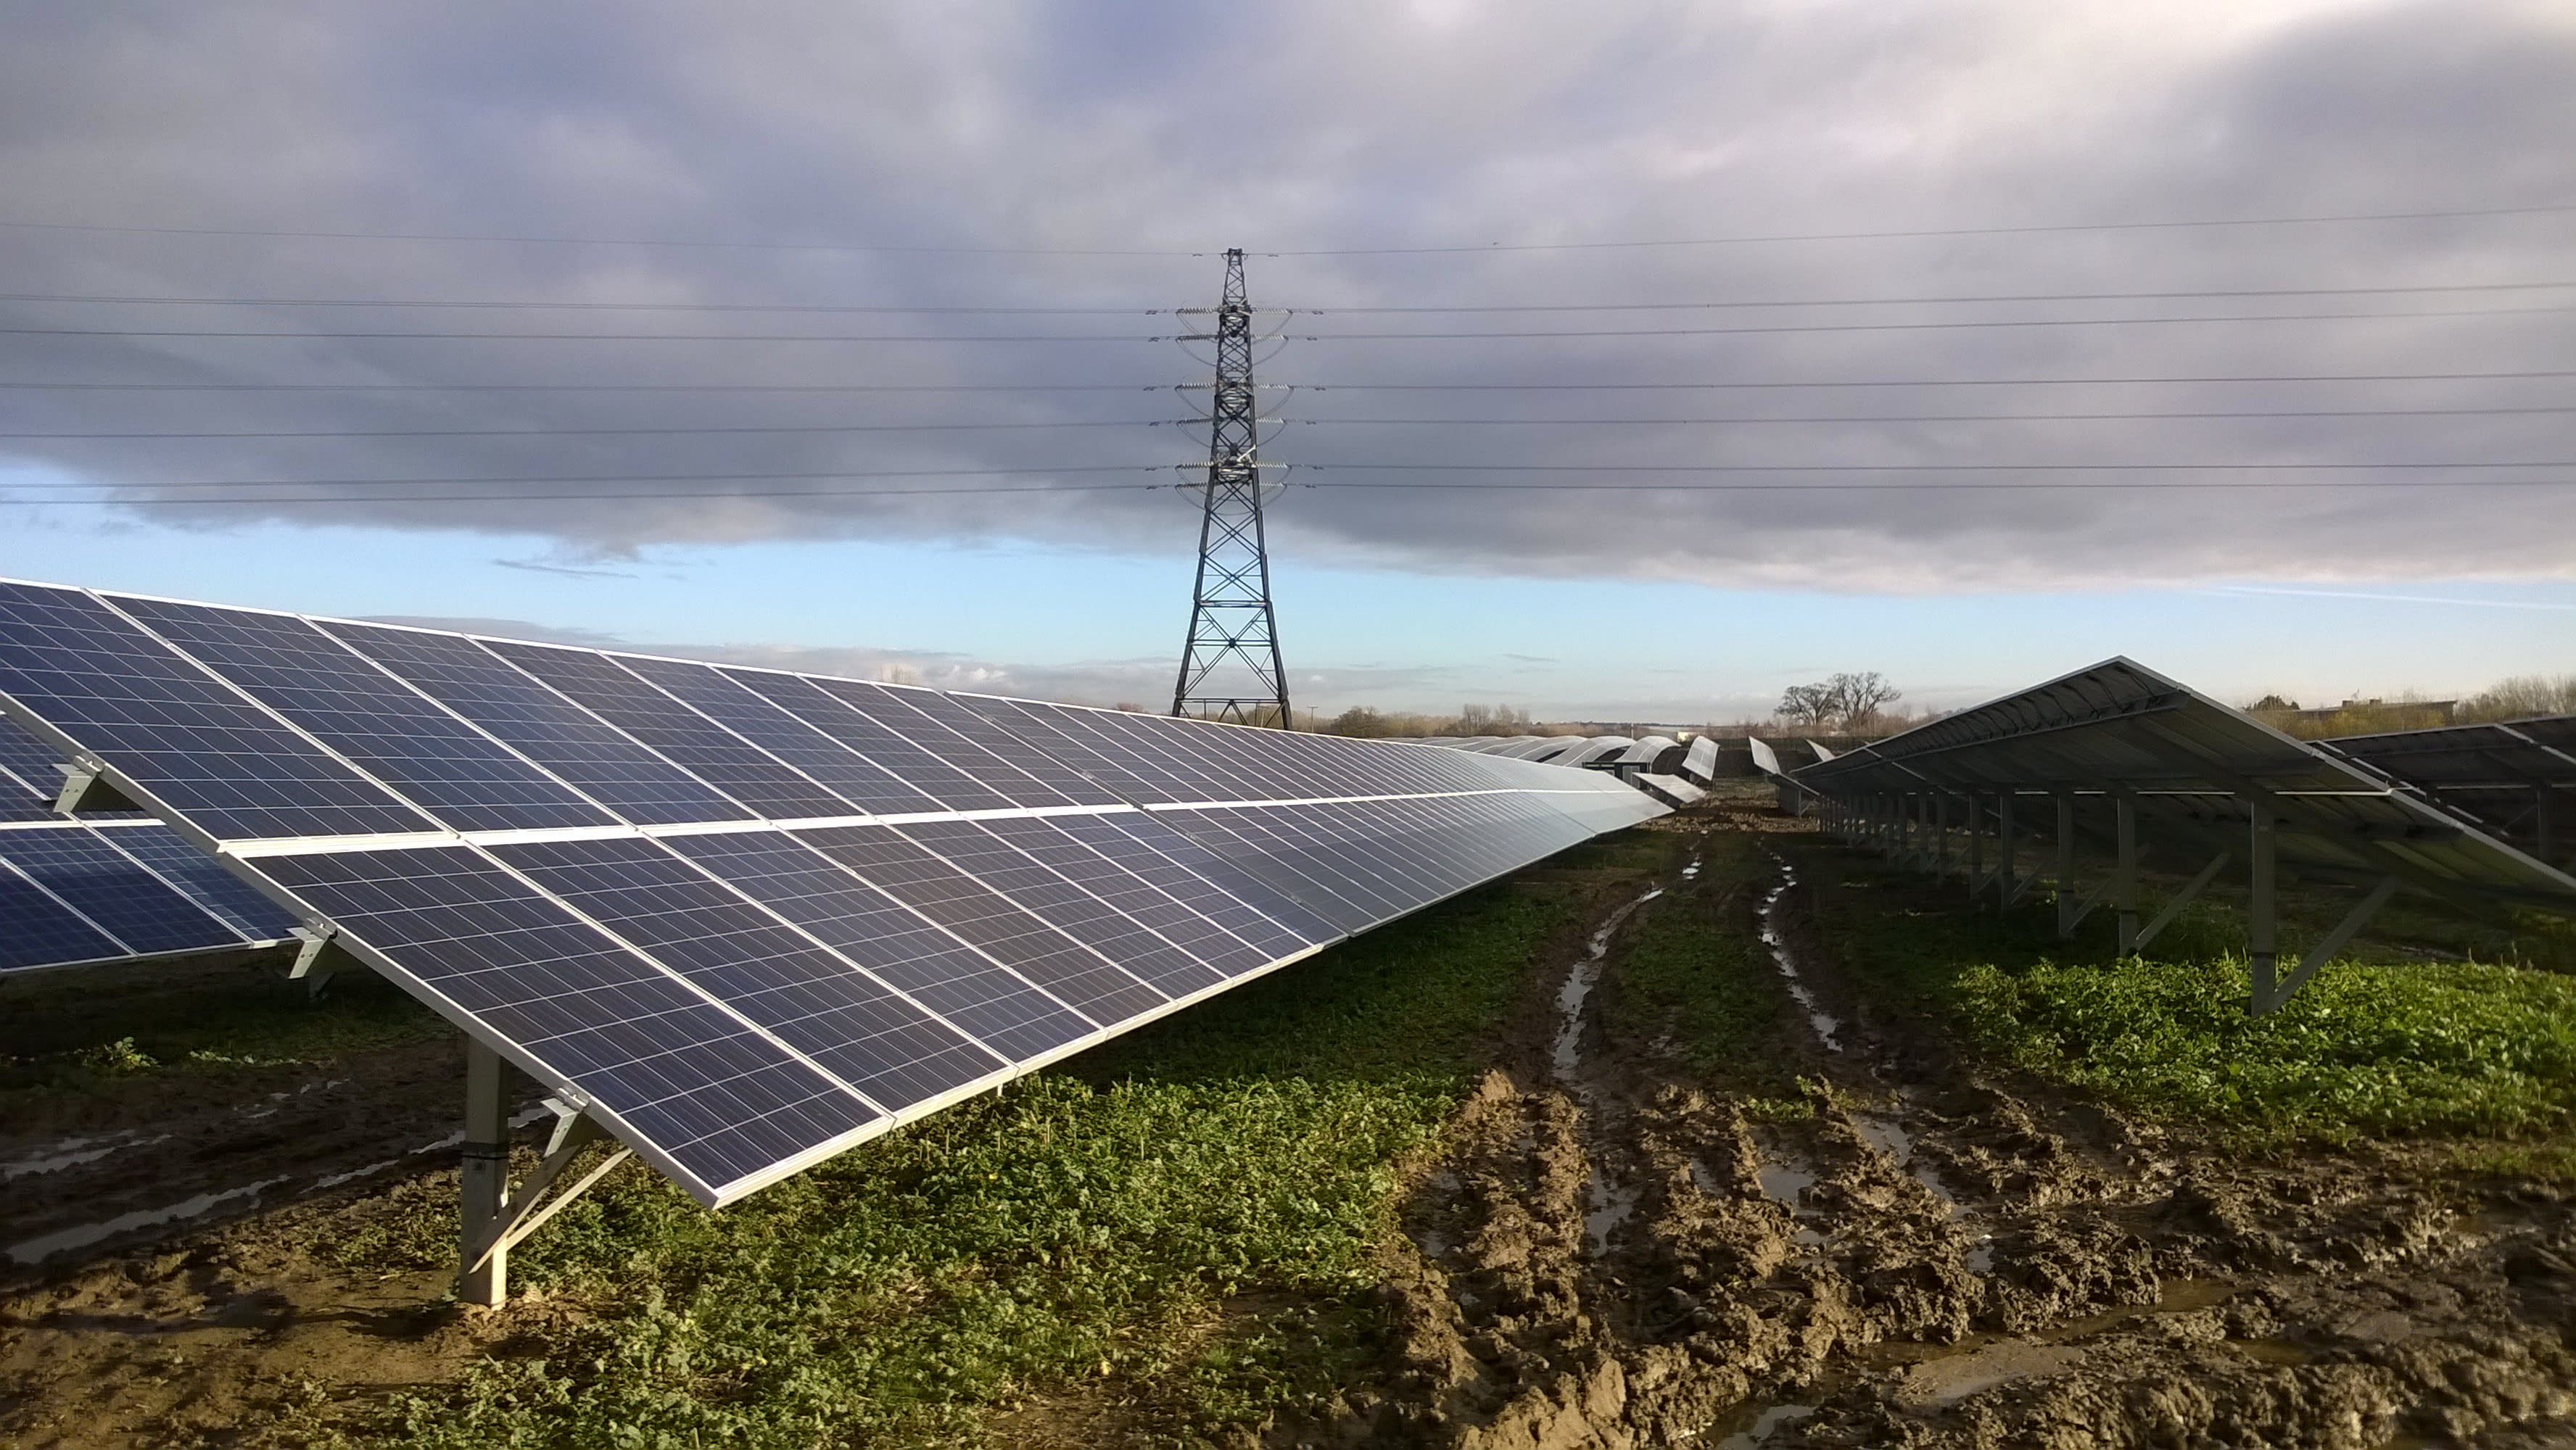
[0,716,300,972]
[0,579,1663,1204]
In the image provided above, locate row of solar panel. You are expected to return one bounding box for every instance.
[0,582,1601,846]
[0,579,1661,1201]
[241,787,1627,1198]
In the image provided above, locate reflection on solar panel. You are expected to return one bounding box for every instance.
[0,717,300,973]
[0,577,1664,1296]
[1794,658,2576,1016]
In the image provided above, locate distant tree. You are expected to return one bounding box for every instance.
[1828,671,1901,728]
[1779,672,1901,730]
[2460,674,2576,723]
[1455,703,1533,735]
[876,663,923,687]
[2247,693,2299,712]
[1778,682,1836,726]
[1326,706,1393,737]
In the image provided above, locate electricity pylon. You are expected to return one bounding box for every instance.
[1171,248,1290,727]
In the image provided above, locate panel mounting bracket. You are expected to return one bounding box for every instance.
[286,926,367,996]
[52,760,141,815]
[456,1055,632,1306]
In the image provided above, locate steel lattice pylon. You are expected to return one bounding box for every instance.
[1172,248,1290,727]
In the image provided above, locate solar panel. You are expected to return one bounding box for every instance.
[1794,658,2576,1011]
[0,576,1664,1217]
[1682,735,1722,785]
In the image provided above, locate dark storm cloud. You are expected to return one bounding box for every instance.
[1,0,2569,589]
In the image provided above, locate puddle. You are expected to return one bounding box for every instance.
[1756,1160,1815,1206]
[1966,1238,1996,1273]
[310,1158,404,1193]
[1757,856,1841,1051]
[2158,1277,2235,1311]
[1898,1341,2085,1406]
[1584,1169,1643,1255]
[1,1130,170,1181]
[1713,1403,1816,1449]
[2236,1338,2315,1366]
[1854,1111,1963,1217]
[9,1179,291,1264]
[1551,887,1663,1082]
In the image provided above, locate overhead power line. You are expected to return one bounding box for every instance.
[6,370,2567,395]
[9,303,2560,344]
[4,476,2565,508]
[12,459,2568,496]
[11,402,2571,442]
[4,280,2567,314]
[1,200,2567,255]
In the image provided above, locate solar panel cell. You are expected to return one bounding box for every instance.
[719,671,1012,813]
[0,850,128,968]
[0,825,247,955]
[114,598,616,834]
[796,825,1170,1030]
[616,658,942,818]
[804,679,1083,809]
[894,818,1226,997]
[318,622,756,827]
[482,641,854,821]
[661,829,1099,1061]
[1052,811,1333,957]
[0,582,434,841]
[879,688,1125,807]
[92,822,300,940]
[952,697,1175,804]
[482,836,1003,1112]
[249,846,880,1200]
[973,815,1278,977]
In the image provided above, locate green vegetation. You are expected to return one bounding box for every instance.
[1957,956,2576,1141]
[1601,832,1797,1092]
[0,965,444,1098]
[313,834,1676,1448]
[1791,837,2576,1149]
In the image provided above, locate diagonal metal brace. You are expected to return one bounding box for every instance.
[2131,849,2231,955]
[2251,876,2399,1016]
[457,1101,632,1286]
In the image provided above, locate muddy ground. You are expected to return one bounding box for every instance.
[5,790,2576,1447]
[1326,803,2576,1449]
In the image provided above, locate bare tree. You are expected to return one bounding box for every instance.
[1826,671,1901,728]
[1778,672,1901,730]
[1778,682,1836,726]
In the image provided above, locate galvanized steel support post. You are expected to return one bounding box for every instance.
[1935,792,1951,879]
[1966,790,1983,897]
[459,1040,512,1306]
[2054,791,2078,939]
[2114,795,2139,956]
[1998,792,2018,903]
[2247,810,2278,1016]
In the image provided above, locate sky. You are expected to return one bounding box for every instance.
[0,0,2569,721]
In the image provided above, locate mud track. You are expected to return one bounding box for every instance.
[1338,817,2576,1449]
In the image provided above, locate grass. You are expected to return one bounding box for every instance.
[1599,832,1799,1093]
[302,832,1678,1448]
[1789,835,2576,1150]
[0,964,446,1098]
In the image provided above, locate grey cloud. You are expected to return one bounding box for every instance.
[1,1,2569,589]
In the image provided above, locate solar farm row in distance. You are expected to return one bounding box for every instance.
[0,716,299,972]
[0,579,1663,1206]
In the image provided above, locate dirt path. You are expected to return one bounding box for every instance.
[1342,813,2576,1449]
